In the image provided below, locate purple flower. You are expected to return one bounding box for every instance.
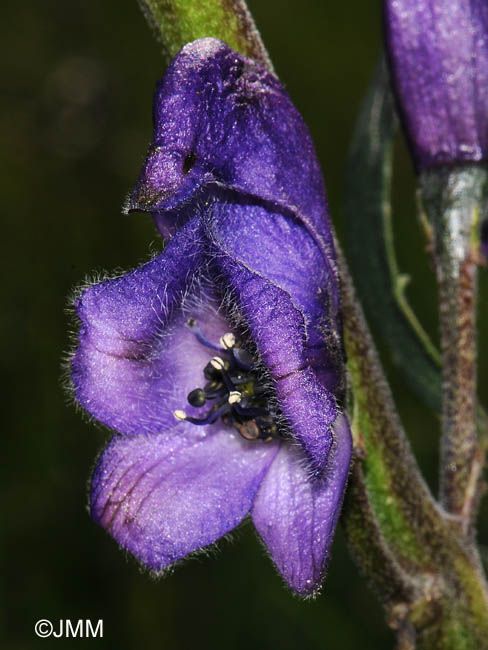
[71,39,351,596]
[384,0,488,171]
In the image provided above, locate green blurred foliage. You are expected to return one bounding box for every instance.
[2,1,487,648]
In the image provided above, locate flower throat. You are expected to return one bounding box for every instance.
[173,318,280,442]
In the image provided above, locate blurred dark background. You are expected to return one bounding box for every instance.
[3,1,488,648]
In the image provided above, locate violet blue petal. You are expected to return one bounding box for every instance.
[206,198,343,473]
[72,218,229,436]
[74,218,203,355]
[252,414,352,596]
[207,194,343,387]
[91,428,279,570]
[384,0,488,170]
[129,38,335,252]
[70,37,353,595]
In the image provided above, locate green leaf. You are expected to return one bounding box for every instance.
[344,59,442,413]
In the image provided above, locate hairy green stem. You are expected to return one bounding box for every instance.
[137,0,273,70]
[339,246,488,648]
[420,167,488,535]
[341,459,419,606]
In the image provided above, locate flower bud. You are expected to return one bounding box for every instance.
[384,0,488,171]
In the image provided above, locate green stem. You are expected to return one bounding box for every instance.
[420,167,488,535]
[339,245,488,649]
[137,0,273,69]
[341,459,419,608]
[382,191,441,368]
[339,243,448,573]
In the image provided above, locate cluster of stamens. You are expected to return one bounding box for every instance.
[173,318,279,442]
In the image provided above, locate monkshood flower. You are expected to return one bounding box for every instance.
[71,38,351,596]
[384,0,488,171]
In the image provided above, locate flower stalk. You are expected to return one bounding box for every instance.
[137,0,273,70]
[339,244,488,648]
[419,167,488,535]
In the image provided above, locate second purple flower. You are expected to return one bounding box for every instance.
[384,0,488,171]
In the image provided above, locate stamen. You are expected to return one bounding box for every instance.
[236,420,260,440]
[210,356,225,370]
[210,356,236,392]
[228,390,242,404]
[233,402,269,419]
[231,347,254,371]
[230,375,254,386]
[187,318,222,352]
[204,362,221,381]
[182,402,230,426]
[203,382,226,399]
[187,388,206,407]
[175,319,281,443]
[219,332,236,349]
[256,417,279,440]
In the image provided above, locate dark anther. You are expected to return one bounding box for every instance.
[204,362,221,381]
[187,388,206,407]
[182,152,197,174]
[203,381,225,399]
